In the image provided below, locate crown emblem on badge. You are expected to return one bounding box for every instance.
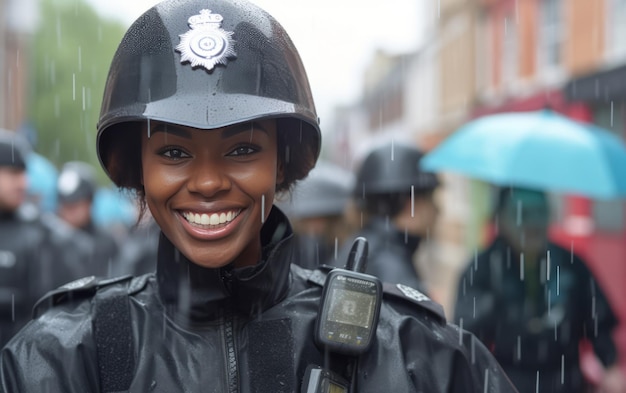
[176,9,236,72]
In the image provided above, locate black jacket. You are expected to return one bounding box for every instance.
[454,235,619,393]
[1,208,517,392]
[332,217,428,295]
[0,206,90,347]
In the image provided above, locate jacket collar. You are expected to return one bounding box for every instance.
[156,206,295,324]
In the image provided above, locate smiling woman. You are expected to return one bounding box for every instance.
[141,120,281,269]
[0,0,518,392]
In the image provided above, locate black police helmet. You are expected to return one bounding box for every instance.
[354,143,439,200]
[97,0,321,193]
[0,129,28,170]
[277,161,354,219]
[57,161,98,204]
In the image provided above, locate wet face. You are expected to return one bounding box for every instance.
[498,189,549,258]
[0,167,27,213]
[141,120,282,268]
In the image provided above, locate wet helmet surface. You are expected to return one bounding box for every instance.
[354,143,439,197]
[97,0,320,184]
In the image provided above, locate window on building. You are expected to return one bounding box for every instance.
[607,0,626,61]
[537,0,564,72]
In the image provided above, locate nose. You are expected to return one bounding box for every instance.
[186,159,232,197]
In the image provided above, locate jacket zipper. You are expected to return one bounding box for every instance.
[221,268,238,393]
[224,312,238,393]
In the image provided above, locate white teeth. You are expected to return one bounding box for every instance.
[183,210,240,226]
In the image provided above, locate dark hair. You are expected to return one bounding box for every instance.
[101,119,318,223]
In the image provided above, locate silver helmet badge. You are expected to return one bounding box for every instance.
[176,9,236,72]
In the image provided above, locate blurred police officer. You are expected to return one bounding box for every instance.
[333,142,440,294]
[276,160,354,269]
[0,130,86,347]
[57,161,120,278]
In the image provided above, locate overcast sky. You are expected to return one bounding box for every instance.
[85,0,429,131]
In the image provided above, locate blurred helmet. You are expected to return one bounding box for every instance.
[97,0,320,191]
[354,143,439,199]
[0,128,27,170]
[57,161,98,204]
[277,161,354,219]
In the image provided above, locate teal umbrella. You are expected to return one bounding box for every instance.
[421,109,626,199]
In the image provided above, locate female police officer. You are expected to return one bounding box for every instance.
[0,1,517,391]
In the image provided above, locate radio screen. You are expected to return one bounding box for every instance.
[327,288,374,328]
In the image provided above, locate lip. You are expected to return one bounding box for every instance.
[177,208,245,241]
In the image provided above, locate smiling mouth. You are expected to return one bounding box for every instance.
[181,209,242,227]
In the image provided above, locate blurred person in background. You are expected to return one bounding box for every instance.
[276,160,355,269]
[333,142,441,296]
[56,161,121,277]
[454,186,625,393]
[0,130,85,347]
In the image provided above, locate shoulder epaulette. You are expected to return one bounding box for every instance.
[307,266,446,323]
[33,274,134,318]
[382,282,446,323]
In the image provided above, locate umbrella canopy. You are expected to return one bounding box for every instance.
[421,109,626,199]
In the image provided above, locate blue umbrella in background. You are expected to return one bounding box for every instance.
[421,109,626,199]
[25,152,58,213]
[92,187,137,229]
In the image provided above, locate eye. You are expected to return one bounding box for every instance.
[228,145,258,156]
[160,148,190,160]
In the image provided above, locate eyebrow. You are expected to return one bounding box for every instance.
[150,122,268,139]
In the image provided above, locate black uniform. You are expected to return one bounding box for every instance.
[332,217,428,295]
[455,235,619,392]
[1,208,518,392]
[0,204,90,347]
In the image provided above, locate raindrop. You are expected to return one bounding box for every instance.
[611,101,614,127]
[458,319,464,346]
[520,253,525,281]
[516,335,521,360]
[546,250,551,281]
[82,86,86,111]
[261,194,266,223]
[561,355,565,385]
[147,118,151,139]
[556,266,560,296]
[390,140,395,161]
[472,296,476,318]
[483,369,489,393]
[516,199,522,226]
[470,335,476,364]
[410,185,415,217]
[334,237,338,261]
[535,371,540,392]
